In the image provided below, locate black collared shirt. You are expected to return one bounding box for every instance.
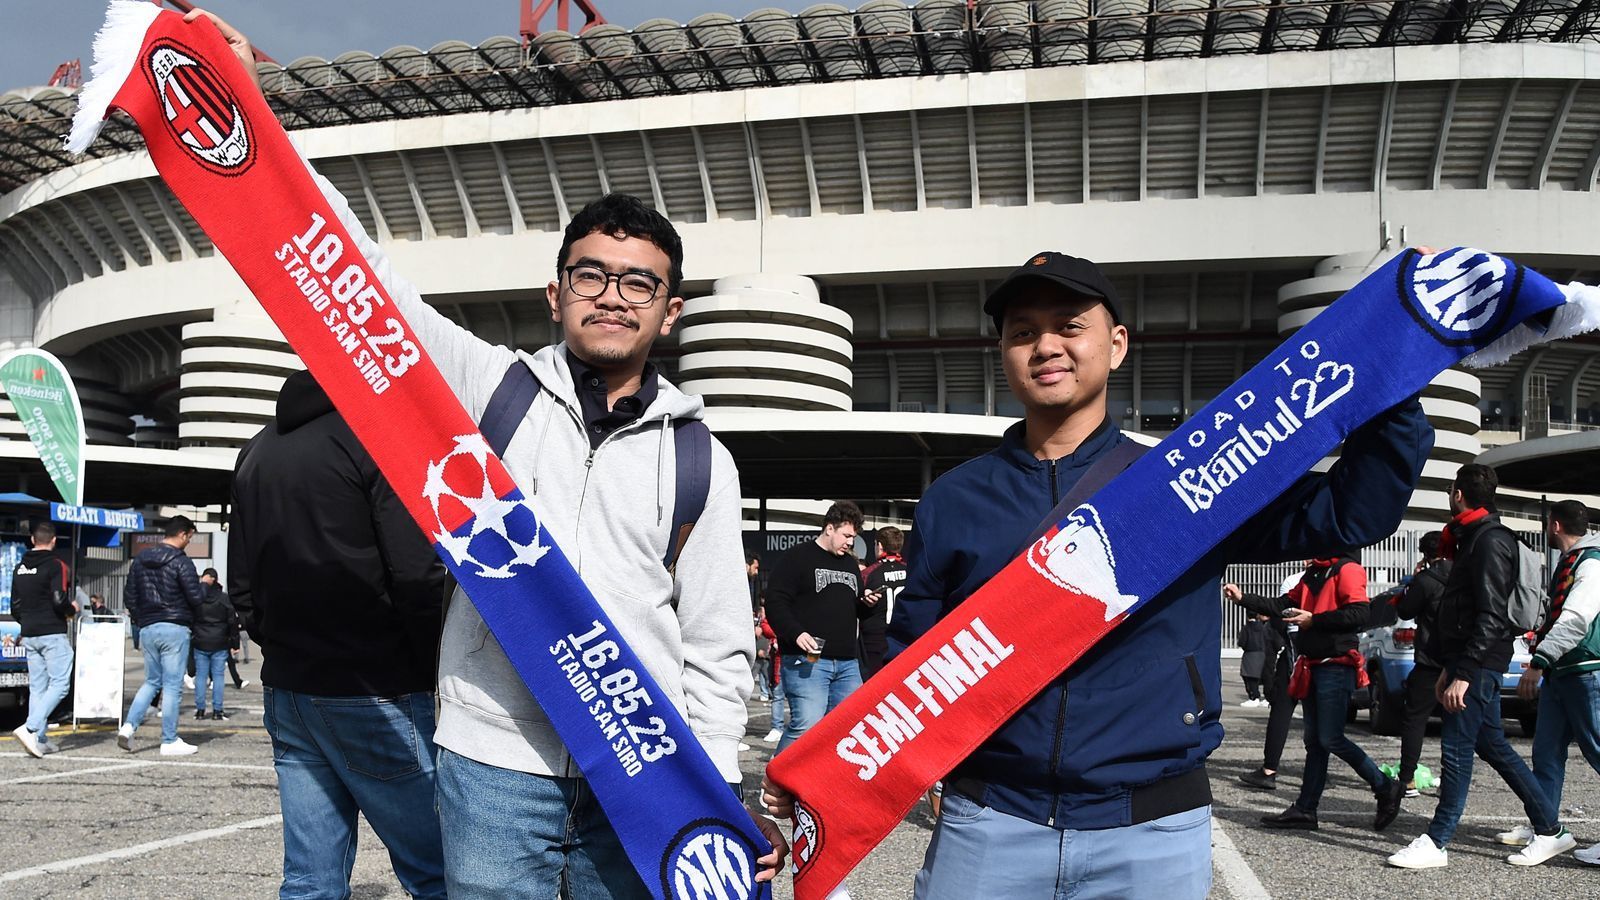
[564,348,659,449]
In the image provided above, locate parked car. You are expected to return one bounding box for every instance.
[1354,581,1540,736]
[1358,583,1413,735]
[1502,633,1539,737]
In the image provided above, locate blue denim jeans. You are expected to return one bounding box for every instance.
[193,649,229,713]
[1427,666,1558,847]
[1531,669,1600,811]
[23,633,73,737]
[436,748,648,900]
[913,792,1212,900]
[1295,664,1389,813]
[263,687,445,900]
[778,656,862,750]
[125,622,189,745]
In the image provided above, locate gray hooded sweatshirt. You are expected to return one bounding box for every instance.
[312,167,754,782]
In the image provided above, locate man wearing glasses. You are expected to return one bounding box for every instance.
[313,189,780,896]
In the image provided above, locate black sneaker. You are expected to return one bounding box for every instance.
[1261,805,1318,830]
[1374,777,1405,831]
[193,709,207,720]
[1238,768,1277,791]
[210,710,230,722]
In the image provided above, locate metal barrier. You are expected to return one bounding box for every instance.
[1219,528,1550,650]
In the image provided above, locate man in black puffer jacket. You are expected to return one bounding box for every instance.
[117,515,204,756]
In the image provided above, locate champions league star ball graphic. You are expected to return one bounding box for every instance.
[424,434,550,579]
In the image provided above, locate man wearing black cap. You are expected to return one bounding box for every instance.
[879,251,1431,898]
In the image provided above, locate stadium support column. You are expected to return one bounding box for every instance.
[675,274,854,412]
[178,306,302,454]
[1277,249,1479,523]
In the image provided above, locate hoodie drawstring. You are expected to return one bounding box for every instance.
[655,413,670,525]
[529,397,557,496]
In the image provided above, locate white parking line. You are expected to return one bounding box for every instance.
[0,814,283,883]
[1212,820,1272,900]
[0,762,150,785]
[0,751,274,772]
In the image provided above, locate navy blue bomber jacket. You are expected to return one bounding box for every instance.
[886,398,1432,830]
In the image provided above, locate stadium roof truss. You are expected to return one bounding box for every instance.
[7,0,1600,191]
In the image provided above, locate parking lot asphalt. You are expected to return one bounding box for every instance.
[2,647,1597,898]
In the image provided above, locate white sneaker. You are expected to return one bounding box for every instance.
[1575,841,1600,866]
[1238,700,1255,707]
[1387,834,1448,869]
[762,728,782,744]
[1507,829,1576,866]
[116,724,135,752]
[738,742,752,752]
[239,679,251,689]
[183,674,194,690]
[38,739,59,755]
[1495,824,1534,846]
[159,738,198,757]
[12,724,42,759]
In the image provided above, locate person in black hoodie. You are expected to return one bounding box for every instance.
[1393,531,1449,796]
[191,568,235,721]
[229,370,447,900]
[1388,464,1574,869]
[118,515,205,755]
[10,522,75,758]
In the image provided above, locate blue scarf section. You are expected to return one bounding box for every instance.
[426,443,769,900]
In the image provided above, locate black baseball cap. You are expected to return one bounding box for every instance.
[984,251,1123,332]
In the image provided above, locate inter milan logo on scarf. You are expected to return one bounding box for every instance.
[1403,248,1517,345]
[145,39,252,173]
[661,819,762,900]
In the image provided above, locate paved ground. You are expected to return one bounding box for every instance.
[2,647,1597,898]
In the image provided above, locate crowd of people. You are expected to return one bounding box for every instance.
[5,10,1597,898]
[1226,467,1600,870]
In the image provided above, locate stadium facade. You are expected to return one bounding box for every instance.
[2,0,1600,527]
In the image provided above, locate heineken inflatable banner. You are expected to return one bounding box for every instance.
[0,350,86,506]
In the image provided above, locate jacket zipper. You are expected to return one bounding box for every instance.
[1046,456,1064,826]
[569,406,658,574]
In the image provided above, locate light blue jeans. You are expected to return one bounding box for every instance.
[125,622,190,745]
[1532,669,1600,810]
[23,633,73,737]
[778,656,862,750]
[193,648,229,713]
[436,748,648,900]
[913,793,1213,900]
[264,687,445,900]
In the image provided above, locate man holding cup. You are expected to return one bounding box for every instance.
[764,501,872,749]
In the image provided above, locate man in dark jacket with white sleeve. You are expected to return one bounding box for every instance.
[118,515,204,755]
[880,252,1431,899]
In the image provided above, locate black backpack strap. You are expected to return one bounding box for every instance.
[479,362,541,457]
[1016,438,1148,554]
[664,419,713,573]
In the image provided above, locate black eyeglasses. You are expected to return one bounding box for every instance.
[563,264,665,306]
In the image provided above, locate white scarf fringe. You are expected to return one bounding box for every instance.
[65,0,162,154]
[1463,280,1600,369]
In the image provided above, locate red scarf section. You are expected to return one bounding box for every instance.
[1287,651,1370,700]
[1439,507,1491,559]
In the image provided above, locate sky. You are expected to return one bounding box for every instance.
[0,0,818,93]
